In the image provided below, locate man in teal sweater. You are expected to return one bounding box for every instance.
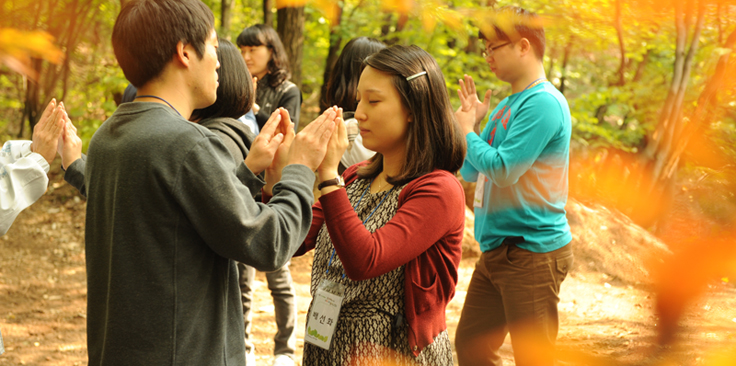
[454,6,574,366]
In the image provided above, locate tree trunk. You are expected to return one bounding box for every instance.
[612,0,626,86]
[21,58,43,137]
[319,5,344,111]
[662,27,736,181]
[559,38,573,95]
[645,0,705,194]
[263,0,274,27]
[632,49,650,82]
[221,0,233,38]
[668,0,706,148]
[617,0,724,227]
[546,44,555,84]
[381,13,407,46]
[276,6,305,89]
[642,0,689,164]
[380,13,391,37]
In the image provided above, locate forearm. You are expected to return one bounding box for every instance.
[293,201,324,257]
[235,162,266,199]
[321,175,464,281]
[0,152,50,235]
[192,164,316,271]
[63,154,87,197]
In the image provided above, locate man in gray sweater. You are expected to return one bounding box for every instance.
[55,0,338,365]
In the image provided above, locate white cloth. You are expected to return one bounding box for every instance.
[238,111,260,135]
[0,140,50,235]
[340,119,375,168]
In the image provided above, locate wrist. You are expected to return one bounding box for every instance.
[265,166,281,176]
[317,169,339,182]
[62,156,78,170]
[264,168,282,183]
[319,185,342,196]
[317,175,344,191]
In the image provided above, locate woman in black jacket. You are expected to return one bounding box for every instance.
[237,24,302,132]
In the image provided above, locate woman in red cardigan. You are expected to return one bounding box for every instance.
[297,45,467,365]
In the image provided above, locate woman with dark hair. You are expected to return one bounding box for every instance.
[321,37,386,173]
[295,45,467,365]
[236,24,301,366]
[190,40,273,366]
[320,37,386,111]
[190,38,256,160]
[237,24,302,131]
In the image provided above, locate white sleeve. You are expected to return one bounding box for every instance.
[340,134,376,168]
[0,141,50,235]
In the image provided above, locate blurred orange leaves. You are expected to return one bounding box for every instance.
[380,0,415,14]
[653,231,736,346]
[277,0,468,32]
[312,0,341,25]
[0,28,63,81]
[274,0,562,41]
[275,0,308,8]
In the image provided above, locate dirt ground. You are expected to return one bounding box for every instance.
[1,165,735,366]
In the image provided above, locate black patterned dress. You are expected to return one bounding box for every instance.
[302,178,453,366]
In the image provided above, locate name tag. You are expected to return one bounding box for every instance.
[473,174,487,208]
[305,279,345,350]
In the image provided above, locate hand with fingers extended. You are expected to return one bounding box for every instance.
[286,108,337,171]
[31,99,65,164]
[58,105,82,170]
[244,109,287,175]
[317,106,348,182]
[267,108,296,172]
[263,108,296,195]
[456,74,492,135]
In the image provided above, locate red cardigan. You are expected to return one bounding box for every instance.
[294,164,465,356]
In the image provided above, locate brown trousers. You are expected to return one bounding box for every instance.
[455,242,573,366]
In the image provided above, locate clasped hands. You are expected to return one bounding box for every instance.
[246,106,348,195]
[31,99,83,169]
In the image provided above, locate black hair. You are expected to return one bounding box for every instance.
[358,45,466,186]
[236,24,290,87]
[321,37,386,111]
[190,38,254,121]
[478,6,546,59]
[112,0,214,88]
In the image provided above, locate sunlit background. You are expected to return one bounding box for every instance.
[1,0,735,364]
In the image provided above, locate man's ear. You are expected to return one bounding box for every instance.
[175,41,190,67]
[518,38,532,56]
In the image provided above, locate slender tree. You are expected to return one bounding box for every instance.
[276,5,305,89]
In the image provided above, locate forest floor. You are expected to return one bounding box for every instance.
[1,164,735,366]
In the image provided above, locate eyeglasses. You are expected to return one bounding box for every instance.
[481,42,512,58]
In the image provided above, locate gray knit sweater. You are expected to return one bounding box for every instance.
[64,102,314,366]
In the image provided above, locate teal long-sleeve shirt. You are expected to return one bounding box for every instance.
[460,82,572,253]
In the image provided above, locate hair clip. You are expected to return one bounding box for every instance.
[406,71,427,81]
